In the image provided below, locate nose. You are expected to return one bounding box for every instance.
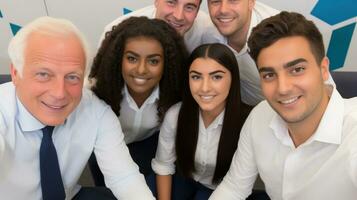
[136,60,148,75]
[219,1,229,13]
[51,78,66,99]
[277,75,292,95]
[173,6,184,20]
[201,77,211,93]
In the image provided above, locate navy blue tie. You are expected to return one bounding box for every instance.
[40,126,66,200]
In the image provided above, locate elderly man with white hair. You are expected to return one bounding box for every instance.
[0,16,154,200]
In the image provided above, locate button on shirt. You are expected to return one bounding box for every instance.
[209,87,357,200]
[100,5,222,53]
[0,82,154,200]
[119,85,160,144]
[152,103,225,189]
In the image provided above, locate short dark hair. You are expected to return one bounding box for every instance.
[248,11,325,65]
[175,43,244,184]
[89,16,188,122]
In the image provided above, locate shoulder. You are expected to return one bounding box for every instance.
[343,97,357,127]
[75,88,112,118]
[67,88,121,132]
[164,102,182,122]
[0,82,16,104]
[245,100,275,128]
[251,100,275,118]
[195,10,210,21]
[192,10,216,29]
[0,83,17,125]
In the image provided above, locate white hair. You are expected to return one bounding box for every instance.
[8,16,91,77]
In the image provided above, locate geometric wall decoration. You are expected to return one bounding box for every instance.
[123,8,132,15]
[311,0,357,70]
[327,23,356,70]
[10,23,22,36]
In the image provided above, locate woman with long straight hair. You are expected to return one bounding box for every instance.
[152,43,245,200]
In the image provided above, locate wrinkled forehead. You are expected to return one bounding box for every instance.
[24,32,86,69]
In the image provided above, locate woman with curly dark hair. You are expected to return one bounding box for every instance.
[152,43,245,200]
[88,16,188,181]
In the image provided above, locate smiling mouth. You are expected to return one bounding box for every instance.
[168,20,184,28]
[217,17,234,23]
[278,96,301,105]
[200,95,216,101]
[42,101,66,110]
[132,77,150,85]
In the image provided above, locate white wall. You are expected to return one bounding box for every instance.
[0,0,356,74]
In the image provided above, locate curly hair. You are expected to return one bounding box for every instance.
[89,16,188,122]
[175,43,244,184]
[248,11,325,65]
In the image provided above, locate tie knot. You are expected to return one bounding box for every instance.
[42,126,55,137]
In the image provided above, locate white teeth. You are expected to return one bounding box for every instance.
[50,105,62,109]
[280,97,298,104]
[201,95,214,100]
[44,103,64,109]
[218,18,233,23]
[170,22,182,27]
[133,77,147,84]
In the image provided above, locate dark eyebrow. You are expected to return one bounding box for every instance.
[186,3,198,8]
[124,51,139,57]
[189,70,201,75]
[125,51,162,58]
[209,70,226,75]
[283,58,307,68]
[147,54,163,59]
[258,67,274,73]
[189,70,226,75]
[258,58,308,73]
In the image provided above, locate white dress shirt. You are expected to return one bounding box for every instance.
[152,103,225,189]
[0,82,154,200]
[203,2,279,106]
[99,5,222,53]
[119,85,160,144]
[209,87,357,200]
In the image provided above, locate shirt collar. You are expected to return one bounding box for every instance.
[270,86,343,146]
[312,87,343,144]
[123,84,159,110]
[16,97,45,132]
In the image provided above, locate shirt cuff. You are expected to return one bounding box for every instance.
[151,158,175,175]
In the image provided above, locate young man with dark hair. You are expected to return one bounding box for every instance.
[209,11,357,200]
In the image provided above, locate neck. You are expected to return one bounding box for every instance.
[227,14,252,53]
[227,34,247,53]
[128,89,153,108]
[201,109,222,128]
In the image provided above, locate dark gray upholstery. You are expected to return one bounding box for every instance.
[331,71,357,98]
[0,74,11,84]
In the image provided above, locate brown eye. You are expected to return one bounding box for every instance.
[291,66,305,74]
[127,55,137,63]
[190,74,201,80]
[148,58,159,65]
